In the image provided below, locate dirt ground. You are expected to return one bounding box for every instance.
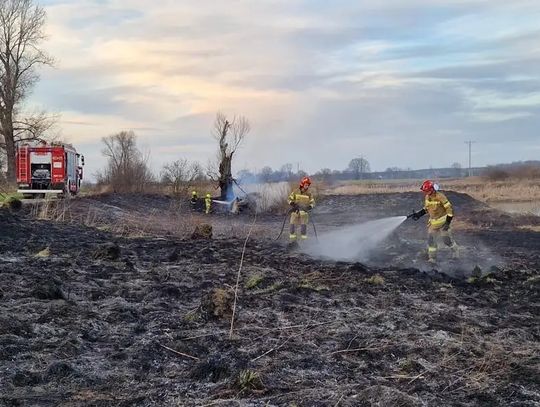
[0,192,539,406]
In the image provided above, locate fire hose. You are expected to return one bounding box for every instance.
[274,208,293,241]
[275,208,319,242]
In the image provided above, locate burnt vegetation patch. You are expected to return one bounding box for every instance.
[0,193,538,406]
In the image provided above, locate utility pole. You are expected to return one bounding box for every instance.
[465,141,476,177]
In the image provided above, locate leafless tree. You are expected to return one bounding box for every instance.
[451,162,463,177]
[189,161,205,182]
[161,159,189,194]
[280,163,293,181]
[0,0,54,183]
[316,167,332,183]
[259,166,273,183]
[209,112,250,200]
[348,157,371,180]
[0,145,5,184]
[96,131,154,193]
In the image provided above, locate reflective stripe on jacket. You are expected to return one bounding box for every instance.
[424,192,453,224]
[288,188,315,209]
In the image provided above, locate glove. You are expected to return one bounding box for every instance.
[306,205,314,212]
[290,202,300,212]
[411,209,426,221]
[442,215,453,231]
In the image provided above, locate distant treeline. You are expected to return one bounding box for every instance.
[238,160,540,183]
[483,160,540,181]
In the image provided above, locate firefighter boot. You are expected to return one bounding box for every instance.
[289,224,297,241]
[427,246,437,264]
[427,234,437,264]
[300,224,308,240]
[443,233,460,259]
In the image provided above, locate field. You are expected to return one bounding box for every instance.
[0,190,539,406]
[323,177,540,204]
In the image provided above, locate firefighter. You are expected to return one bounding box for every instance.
[288,176,315,241]
[411,180,459,263]
[205,193,212,214]
[190,191,199,211]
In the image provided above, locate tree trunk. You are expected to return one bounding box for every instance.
[218,155,233,201]
[1,116,16,184]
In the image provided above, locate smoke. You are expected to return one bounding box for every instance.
[233,181,289,213]
[302,216,407,262]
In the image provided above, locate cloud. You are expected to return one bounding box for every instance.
[26,0,540,175]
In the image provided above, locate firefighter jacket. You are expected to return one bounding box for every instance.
[424,192,453,228]
[288,188,315,211]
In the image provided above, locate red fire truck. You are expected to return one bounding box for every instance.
[16,142,85,198]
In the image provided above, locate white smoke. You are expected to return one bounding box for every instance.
[234,181,289,213]
[302,216,407,262]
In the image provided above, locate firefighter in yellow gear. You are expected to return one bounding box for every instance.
[411,180,459,263]
[205,193,212,214]
[190,191,199,211]
[288,176,315,240]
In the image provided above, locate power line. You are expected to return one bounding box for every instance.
[465,141,476,177]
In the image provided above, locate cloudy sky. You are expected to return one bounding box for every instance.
[31,0,540,178]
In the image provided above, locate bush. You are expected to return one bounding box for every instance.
[484,167,510,181]
[484,163,540,181]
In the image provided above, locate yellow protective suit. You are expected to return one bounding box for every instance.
[423,191,458,261]
[288,188,315,240]
[205,194,212,214]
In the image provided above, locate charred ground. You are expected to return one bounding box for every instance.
[0,192,539,406]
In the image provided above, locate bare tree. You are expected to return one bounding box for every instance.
[316,167,332,183]
[161,159,206,194]
[189,161,205,182]
[451,162,463,177]
[0,145,5,184]
[210,112,250,200]
[348,157,371,180]
[97,131,154,193]
[161,159,189,194]
[0,0,54,182]
[259,166,273,183]
[280,163,293,181]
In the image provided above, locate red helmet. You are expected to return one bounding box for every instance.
[299,176,311,189]
[420,180,435,193]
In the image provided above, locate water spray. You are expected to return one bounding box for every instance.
[302,216,408,262]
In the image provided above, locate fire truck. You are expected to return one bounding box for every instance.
[16,142,85,198]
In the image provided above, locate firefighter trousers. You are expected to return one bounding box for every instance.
[290,210,309,240]
[427,225,458,260]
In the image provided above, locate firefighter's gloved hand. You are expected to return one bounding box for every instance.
[306,205,314,212]
[290,202,300,212]
[412,208,426,221]
[442,215,453,231]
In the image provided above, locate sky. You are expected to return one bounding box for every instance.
[30,0,540,178]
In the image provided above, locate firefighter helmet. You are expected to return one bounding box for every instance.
[299,176,312,189]
[192,191,197,196]
[421,180,435,194]
[206,193,211,198]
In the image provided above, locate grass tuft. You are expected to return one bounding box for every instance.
[245,274,264,290]
[237,369,263,391]
[366,274,385,285]
[35,247,51,258]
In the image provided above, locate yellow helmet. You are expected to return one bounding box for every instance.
[206,193,211,198]
[192,191,197,196]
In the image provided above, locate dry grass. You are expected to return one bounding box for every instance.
[26,196,269,240]
[323,177,540,203]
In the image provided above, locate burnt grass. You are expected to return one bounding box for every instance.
[0,192,539,406]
